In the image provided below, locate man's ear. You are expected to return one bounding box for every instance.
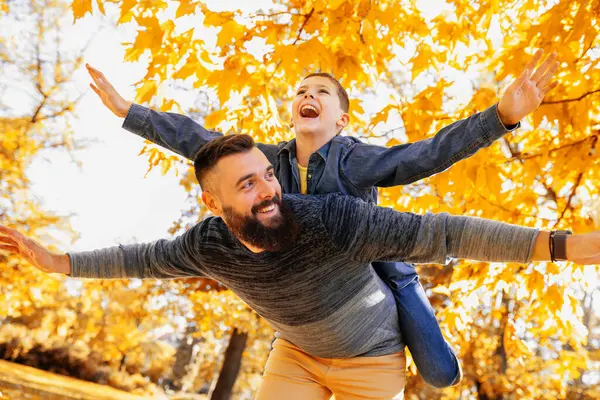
[336,112,350,130]
[202,190,222,217]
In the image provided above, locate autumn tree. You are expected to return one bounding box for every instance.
[69,0,600,398]
[0,1,178,396]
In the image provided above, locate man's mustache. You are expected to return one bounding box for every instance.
[251,195,282,215]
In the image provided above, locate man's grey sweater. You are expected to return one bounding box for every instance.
[69,194,539,358]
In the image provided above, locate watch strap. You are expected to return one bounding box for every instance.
[550,230,572,262]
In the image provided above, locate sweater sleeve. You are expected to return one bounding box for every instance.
[320,195,539,264]
[68,221,209,279]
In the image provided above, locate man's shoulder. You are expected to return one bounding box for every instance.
[188,216,231,242]
[283,193,368,217]
[283,192,346,204]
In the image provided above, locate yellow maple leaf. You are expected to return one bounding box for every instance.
[96,0,105,15]
[176,0,198,18]
[135,80,158,104]
[526,269,545,295]
[173,56,198,80]
[216,19,246,48]
[328,0,346,10]
[203,9,236,27]
[543,285,565,313]
[71,0,92,21]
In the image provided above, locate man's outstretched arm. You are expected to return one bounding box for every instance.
[86,64,278,163]
[320,195,598,265]
[0,222,209,279]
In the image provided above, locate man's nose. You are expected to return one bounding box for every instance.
[257,178,276,198]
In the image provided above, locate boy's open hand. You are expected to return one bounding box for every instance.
[86,63,132,118]
[0,225,70,275]
[497,49,559,127]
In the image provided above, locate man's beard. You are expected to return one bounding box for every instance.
[223,195,299,252]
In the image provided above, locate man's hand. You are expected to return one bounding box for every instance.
[0,225,70,275]
[566,232,600,265]
[86,63,132,118]
[497,49,559,127]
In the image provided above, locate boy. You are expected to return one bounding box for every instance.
[86,49,558,387]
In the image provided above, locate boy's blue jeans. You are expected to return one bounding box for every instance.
[373,261,461,388]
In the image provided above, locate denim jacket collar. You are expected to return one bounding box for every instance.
[278,138,332,162]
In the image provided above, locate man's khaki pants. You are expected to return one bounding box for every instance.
[256,339,406,399]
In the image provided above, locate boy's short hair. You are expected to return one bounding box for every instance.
[194,134,255,190]
[303,72,350,113]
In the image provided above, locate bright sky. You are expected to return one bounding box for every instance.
[27,28,187,251]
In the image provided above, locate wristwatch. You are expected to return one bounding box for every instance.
[549,230,572,262]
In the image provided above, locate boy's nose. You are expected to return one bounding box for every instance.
[304,93,314,99]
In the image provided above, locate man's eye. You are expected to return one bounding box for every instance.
[243,181,254,189]
[266,171,274,179]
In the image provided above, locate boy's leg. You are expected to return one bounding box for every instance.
[327,351,406,399]
[256,338,333,400]
[372,261,462,388]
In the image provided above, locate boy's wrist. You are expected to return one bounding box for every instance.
[496,102,520,127]
[118,101,133,118]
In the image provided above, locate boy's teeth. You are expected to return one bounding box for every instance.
[300,105,319,118]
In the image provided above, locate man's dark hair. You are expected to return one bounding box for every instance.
[194,134,255,190]
[303,72,350,113]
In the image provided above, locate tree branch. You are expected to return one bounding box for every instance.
[292,8,314,45]
[502,133,598,164]
[553,172,584,227]
[542,88,600,105]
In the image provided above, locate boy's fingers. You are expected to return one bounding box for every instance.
[512,68,530,89]
[536,61,559,89]
[86,65,108,83]
[86,65,99,78]
[525,49,543,72]
[540,81,559,98]
[86,63,100,74]
[90,83,101,96]
[531,52,557,83]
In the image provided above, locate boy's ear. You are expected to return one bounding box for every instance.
[202,191,223,217]
[336,112,350,130]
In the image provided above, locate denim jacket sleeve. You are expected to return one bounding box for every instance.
[122,103,279,164]
[341,103,519,188]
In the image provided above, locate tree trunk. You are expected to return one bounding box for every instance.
[171,325,202,390]
[209,328,248,400]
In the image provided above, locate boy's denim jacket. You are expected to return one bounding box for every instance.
[123,103,518,203]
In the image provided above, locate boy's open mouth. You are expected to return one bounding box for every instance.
[300,104,320,118]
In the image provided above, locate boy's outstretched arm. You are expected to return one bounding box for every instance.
[86,64,278,163]
[342,50,559,189]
